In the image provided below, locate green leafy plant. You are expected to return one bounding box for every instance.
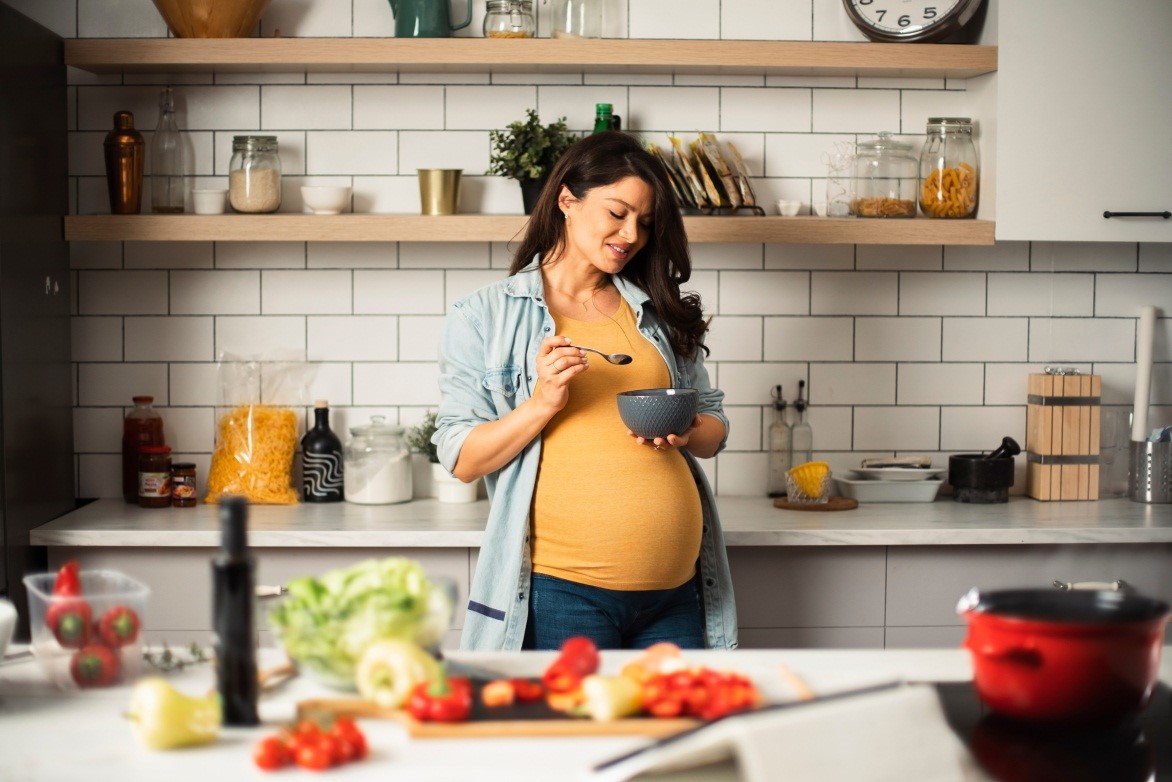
[407,411,439,463]
[487,109,578,182]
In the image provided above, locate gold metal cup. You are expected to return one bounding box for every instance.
[418,169,463,215]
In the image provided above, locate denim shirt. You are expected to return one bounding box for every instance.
[434,259,738,651]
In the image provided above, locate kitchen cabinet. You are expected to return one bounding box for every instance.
[61,37,998,247]
[994,0,1172,242]
[0,4,76,635]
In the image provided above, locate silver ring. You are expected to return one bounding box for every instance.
[654,445,663,451]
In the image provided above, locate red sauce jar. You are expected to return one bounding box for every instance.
[171,462,197,507]
[138,445,173,508]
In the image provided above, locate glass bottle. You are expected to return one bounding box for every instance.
[122,395,165,503]
[228,135,281,213]
[301,400,343,503]
[213,496,260,726]
[850,131,918,218]
[343,415,413,505]
[767,385,791,497]
[150,87,184,214]
[592,103,621,133]
[552,0,602,38]
[919,117,979,218]
[483,0,535,38]
[790,380,813,467]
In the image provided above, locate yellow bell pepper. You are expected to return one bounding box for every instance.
[126,677,221,750]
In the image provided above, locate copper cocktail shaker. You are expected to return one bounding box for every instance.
[104,110,144,214]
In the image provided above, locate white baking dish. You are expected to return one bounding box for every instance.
[834,476,944,502]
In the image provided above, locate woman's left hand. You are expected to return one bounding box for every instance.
[628,416,702,452]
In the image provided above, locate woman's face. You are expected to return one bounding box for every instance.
[558,175,654,275]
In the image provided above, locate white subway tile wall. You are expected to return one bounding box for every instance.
[57,0,1169,499]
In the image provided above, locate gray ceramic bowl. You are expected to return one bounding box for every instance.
[616,388,699,439]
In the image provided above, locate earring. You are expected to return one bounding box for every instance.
[563,212,568,220]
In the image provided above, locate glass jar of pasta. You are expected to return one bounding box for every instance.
[919,117,978,218]
[850,132,918,218]
[228,135,282,214]
[483,0,535,38]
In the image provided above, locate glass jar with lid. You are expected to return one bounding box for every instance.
[850,132,919,218]
[228,135,281,214]
[343,415,413,505]
[552,0,602,38]
[919,117,979,219]
[483,0,535,38]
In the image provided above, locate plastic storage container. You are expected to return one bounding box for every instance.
[229,135,281,213]
[851,132,918,218]
[23,569,149,690]
[343,416,412,504]
[919,117,979,218]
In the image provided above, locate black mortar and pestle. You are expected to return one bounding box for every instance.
[949,437,1021,504]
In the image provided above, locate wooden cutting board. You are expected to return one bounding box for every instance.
[297,695,699,739]
[773,496,858,511]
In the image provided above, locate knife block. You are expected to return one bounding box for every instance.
[1026,373,1101,501]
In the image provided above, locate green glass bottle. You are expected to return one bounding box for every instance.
[593,103,621,133]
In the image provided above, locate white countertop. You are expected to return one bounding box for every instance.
[30,496,1172,548]
[0,645,977,782]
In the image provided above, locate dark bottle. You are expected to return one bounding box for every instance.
[212,496,259,726]
[104,110,145,214]
[301,399,344,502]
[123,396,165,503]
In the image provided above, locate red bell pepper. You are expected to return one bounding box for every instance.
[406,676,472,723]
[70,643,121,687]
[97,605,141,647]
[45,560,92,648]
[542,636,600,693]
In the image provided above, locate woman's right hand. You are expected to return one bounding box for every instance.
[536,336,588,412]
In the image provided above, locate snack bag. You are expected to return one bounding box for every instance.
[205,353,317,505]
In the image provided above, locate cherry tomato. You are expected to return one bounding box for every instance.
[330,717,368,759]
[252,736,292,771]
[295,744,332,772]
[511,678,544,702]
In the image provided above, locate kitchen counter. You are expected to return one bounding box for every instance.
[3,645,1171,781]
[30,496,1172,548]
[0,645,978,781]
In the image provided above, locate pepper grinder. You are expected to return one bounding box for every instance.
[103,110,144,214]
[213,496,259,726]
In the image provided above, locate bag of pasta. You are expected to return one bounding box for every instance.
[205,353,317,505]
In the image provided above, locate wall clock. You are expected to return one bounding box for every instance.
[842,0,985,43]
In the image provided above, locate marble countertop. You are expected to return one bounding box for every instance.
[31,496,1172,548]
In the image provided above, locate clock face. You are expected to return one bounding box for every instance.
[843,0,982,43]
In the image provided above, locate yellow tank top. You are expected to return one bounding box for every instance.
[531,299,702,591]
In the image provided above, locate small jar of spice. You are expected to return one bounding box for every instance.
[171,462,197,507]
[229,135,282,213]
[138,445,173,508]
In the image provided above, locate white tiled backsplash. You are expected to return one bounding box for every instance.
[17,0,1168,498]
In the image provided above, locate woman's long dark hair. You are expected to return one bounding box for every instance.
[508,131,709,360]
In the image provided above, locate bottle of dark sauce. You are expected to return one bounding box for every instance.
[213,496,260,726]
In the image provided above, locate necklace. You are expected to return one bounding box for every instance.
[544,275,611,314]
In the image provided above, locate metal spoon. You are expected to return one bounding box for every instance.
[569,345,633,365]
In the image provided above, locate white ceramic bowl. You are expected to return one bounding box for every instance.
[0,598,15,660]
[776,199,801,217]
[301,186,351,215]
[192,188,228,215]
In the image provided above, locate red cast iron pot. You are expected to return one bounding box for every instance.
[958,588,1170,726]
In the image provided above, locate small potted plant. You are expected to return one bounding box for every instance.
[488,109,578,214]
[407,411,478,503]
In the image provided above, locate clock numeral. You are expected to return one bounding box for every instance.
[924,7,938,19]
[857,0,873,5]
[875,9,886,20]
[898,14,912,27]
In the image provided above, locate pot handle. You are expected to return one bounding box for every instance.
[1052,579,1130,592]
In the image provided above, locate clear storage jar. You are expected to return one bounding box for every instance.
[228,135,281,213]
[850,132,918,218]
[552,0,602,38]
[919,117,979,219]
[343,415,412,505]
[483,0,535,38]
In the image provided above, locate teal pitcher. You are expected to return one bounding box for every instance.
[388,0,472,37]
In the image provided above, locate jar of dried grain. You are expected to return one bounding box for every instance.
[229,135,281,213]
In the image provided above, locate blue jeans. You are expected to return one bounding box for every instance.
[522,572,705,651]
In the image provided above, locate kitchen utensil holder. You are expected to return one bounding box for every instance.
[1129,440,1172,503]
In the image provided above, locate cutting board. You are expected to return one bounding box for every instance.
[773,497,858,511]
[297,695,698,739]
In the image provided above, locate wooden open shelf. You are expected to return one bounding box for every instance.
[64,38,996,78]
[64,214,995,245]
